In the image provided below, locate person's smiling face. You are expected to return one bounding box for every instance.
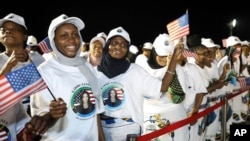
[108,36,128,59]
[54,23,81,58]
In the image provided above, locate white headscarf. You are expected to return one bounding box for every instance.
[48,14,85,66]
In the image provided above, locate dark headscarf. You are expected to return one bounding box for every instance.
[147,47,164,69]
[97,39,130,78]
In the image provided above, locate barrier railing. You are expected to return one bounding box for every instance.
[132,89,249,141]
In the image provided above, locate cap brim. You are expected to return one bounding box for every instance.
[0,19,27,29]
[64,17,85,30]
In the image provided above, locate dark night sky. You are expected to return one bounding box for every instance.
[1,1,250,49]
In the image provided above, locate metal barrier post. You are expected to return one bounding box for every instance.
[126,134,137,141]
[220,95,228,141]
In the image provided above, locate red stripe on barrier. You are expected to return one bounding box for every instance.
[137,89,247,141]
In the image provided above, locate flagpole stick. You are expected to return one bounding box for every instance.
[47,87,57,101]
[29,60,57,101]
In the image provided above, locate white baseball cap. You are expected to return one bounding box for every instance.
[143,42,153,50]
[153,33,174,56]
[129,45,139,54]
[97,32,107,40]
[106,26,130,44]
[201,38,220,48]
[0,13,27,29]
[226,36,242,47]
[241,40,249,46]
[48,14,85,40]
[27,35,37,46]
[90,36,105,47]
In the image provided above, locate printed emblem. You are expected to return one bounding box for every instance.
[101,83,125,111]
[71,85,96,119]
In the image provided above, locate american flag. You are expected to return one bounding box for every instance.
[75,90,95,105]
[38,37,52,53]
[182,49,198,59]
[167,12,190,41]
[115,88,124,100]
[238,77,250,90]
[0,125,8,141]
[0,63,47,115]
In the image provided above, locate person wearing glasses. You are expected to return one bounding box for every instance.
[0,13,49,141]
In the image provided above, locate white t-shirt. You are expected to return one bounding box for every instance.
[142,61,167,80]
[29,51,45,67]
[96,64,162,125]
[0,52,30,71]
[0,103,30,141]
[176,63,208,112]
[135,54,148,69]
[30,58,105,141]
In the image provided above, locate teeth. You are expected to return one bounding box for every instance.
[114,50,121,53]
[66,46,75,49]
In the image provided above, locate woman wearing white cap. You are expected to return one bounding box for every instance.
[222,36,250,120]
[135,42,153,68]
[142,33,208,141]
[187,35,230,141]
[96,26,184,140]
[216,36,250,140]
[201,37,233,141]
[30,14,105,141]
[0,13,49,141]
[85,36,105,67]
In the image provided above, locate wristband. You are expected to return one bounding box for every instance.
[167,70,175,75]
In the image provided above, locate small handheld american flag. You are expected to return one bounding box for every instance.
[38,37,52,53]
[238,77,250,90]
[0,63,48,115]
[166,12,190,41]
[182,49,198,59]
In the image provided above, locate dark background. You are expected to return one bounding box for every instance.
[1,1,250,49]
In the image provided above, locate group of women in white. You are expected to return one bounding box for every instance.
[137,34,250,141]
[1,11,249,141]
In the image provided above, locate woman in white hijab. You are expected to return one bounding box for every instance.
[30,14,105,141]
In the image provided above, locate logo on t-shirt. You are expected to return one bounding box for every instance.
[71,85,96,119]
[101,82,125,111]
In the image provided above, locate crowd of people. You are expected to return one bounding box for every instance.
[0,12,250,141]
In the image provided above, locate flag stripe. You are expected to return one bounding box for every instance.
[116,89,123,100]
[0,129,8,140]
[169,26,190,41]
